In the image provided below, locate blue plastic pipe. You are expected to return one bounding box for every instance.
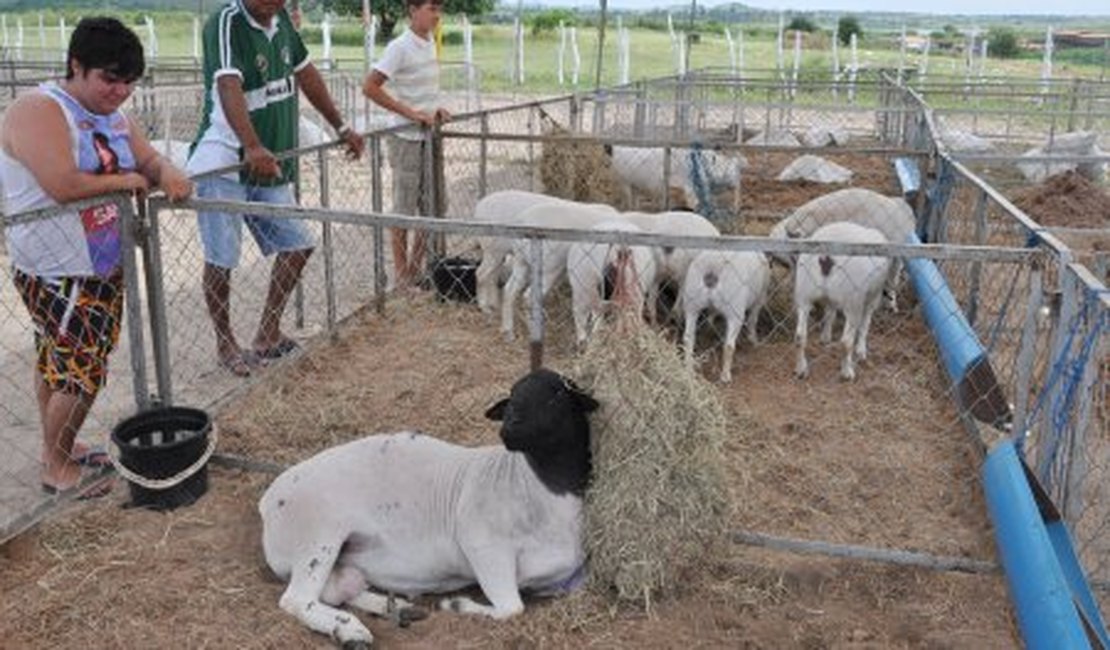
[983,442,1101,650]
[904,233,984,383]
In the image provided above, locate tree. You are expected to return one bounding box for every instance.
[329,0,494,41]
[530,9,575,37]
[987,27,1020,59]
[837,15,862,47]
[786,16,817,33]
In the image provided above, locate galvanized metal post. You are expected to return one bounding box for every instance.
[662,145,673,211]
[527,105,536,192]
[370,134,386,315]
[1040,254,1078,497]
[966,188,989,326]
[633,81,646,139]
[318,149,336,338]
[528,238,545,372]
[1011,263,1043,444]
[118,197,151,411]
[140,199,174,406]
[426,126,445,259]
[478,114,489,198]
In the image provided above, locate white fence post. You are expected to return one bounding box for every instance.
[557,21,566,86]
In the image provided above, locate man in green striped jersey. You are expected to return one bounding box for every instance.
[188,0,363,377]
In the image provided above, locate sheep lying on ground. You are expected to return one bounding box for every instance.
[566,220,657,346]
[770,188,914,312]
[259,368,599,649]
[794,222,891,381]
[682,250,770,383]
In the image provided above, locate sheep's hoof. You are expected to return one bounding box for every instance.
[840,368,856,381]
[397,606,429,628]
[718,373,732,384]
[341,641,372,650]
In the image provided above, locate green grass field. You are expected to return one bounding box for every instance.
[3,9,1107,93]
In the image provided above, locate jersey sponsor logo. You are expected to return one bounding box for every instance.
[265,76,293,100]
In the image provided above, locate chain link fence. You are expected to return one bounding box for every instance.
[904,81,1110,605]
[1,69,1107,636]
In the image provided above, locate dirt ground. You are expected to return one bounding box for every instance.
[1010,170,1110,232]
[0,292,1021,649]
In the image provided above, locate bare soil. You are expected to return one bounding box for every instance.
[1010,170,1110,232]
[0,292,1019,649]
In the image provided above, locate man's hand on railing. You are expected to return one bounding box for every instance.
[339,128,365,161]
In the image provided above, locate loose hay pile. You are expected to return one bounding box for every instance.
[573,320,731,610]
[537,110,623,206]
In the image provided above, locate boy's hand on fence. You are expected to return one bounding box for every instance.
[434,108,452,125]
[244,144,281,180]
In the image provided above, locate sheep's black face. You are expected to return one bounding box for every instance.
[486,369,598,453]
[486,369,598,494]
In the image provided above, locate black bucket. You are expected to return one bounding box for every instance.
[110,406,212,511]
[431,256,478,304]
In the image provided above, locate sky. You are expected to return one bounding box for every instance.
[564,0,1109,16]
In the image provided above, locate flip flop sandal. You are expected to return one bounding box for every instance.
[218,353,253,377]
[73,444,110,467]
[41,476,115,501]
[255,338,301,361]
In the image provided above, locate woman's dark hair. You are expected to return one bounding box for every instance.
[66,17,145,82]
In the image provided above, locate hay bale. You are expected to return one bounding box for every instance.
[573,320,731,610]
[538,114,623,206]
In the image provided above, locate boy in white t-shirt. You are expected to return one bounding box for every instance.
[363,0,451,290]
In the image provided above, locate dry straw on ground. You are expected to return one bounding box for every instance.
[574,318,731,611]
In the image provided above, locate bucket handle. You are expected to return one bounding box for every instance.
[108,424,218,491]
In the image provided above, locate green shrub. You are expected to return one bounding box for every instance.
[987,27,1021,59]
[837,16,862,46]
[787,16,818,33]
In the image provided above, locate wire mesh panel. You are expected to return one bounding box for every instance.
[1017,262,1109,588]
[0,197,145,536]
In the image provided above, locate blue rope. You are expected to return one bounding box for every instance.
[1024,294,1106,492]
[984,266,1020,355]
[686,143,715,219]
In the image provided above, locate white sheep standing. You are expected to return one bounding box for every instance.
[622,210,721,322]
[681,249,770,383]
[566,220,657,346]
[469,190,608,314]
[794,222,891,381]
[608,145,743,212]
[769,188,915,312]
[500,202,621,340]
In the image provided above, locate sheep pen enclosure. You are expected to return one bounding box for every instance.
[2,70,1107,647]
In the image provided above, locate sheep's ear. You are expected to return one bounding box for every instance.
[485,398,509,421]
[565,379,600,413]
